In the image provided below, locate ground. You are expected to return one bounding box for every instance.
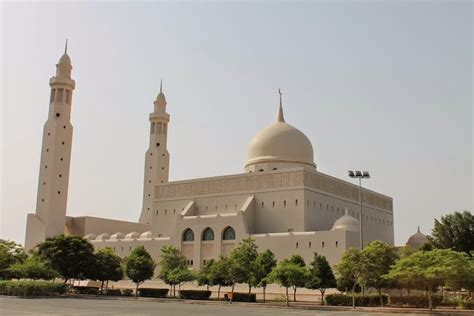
[0,297,422,316]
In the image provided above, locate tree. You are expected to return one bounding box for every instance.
[93,248,123,293]
[429,211,474,256]
[124,246,156,298]
[0,239,27,279]
[228,238,258,295]
[384,249,470,310]
[7,256,59,280]
[158,246,186,297]
[167,266,195,294]
[361,241,398,306]
[197,259,216,290]
[269,260,309,307]
[283,255,306,302]
[210,257,233,300]
[336,248,364,309]
[37,235,96,283]
[251,249,277,303]
[305,253,336,305]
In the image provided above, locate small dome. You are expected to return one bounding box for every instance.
[58,53,71,65]
[406,227,429,249]
[124,232,140,240]
[96,233,110,241]
[110,232,125,240]
[332,210,360,232]
[140,231,153,239]
[84,233,97,240]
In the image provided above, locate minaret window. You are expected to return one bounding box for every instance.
[65,90,71,104]
[163,124,167,134]
[56,113,60,117]
[157,123,162,134]
[156,143,160,147]
[151,123,155,134]
[57,88,64,102]
[50,89,56,103]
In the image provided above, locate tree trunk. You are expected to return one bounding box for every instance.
[285,287,289,307]
[352,284,356,309]
[231,284,235,304]
[428,287,433,311]
[293,287,297,302]
[320,289,325,305]
[106,280,109,293]
[100,281,104,294]
[135,283,139,298]
[378,288,383,307]
[263,286,266,303]
[217,285,221,300]
[248,284,251,295]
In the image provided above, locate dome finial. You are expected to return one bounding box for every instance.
[277,89,285,123]
[64,38,68,54]
[417,226,420,233]
[160,79,163,93]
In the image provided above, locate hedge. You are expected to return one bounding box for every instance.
[72,286,100,295]
[121,289,133,296]
[224,292,257,302]
[179,290,212,300]
[0,280,67,297]
[326,293,388,307]
[105,289,122,296]
[138,288,169,298]
[389,295,443,308]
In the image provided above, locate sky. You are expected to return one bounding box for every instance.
[1,1,472,246]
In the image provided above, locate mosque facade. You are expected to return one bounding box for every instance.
[24,48,394,268]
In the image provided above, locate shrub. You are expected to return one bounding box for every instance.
[389,295,443,308]
[0,280,67,297]
[138,288,169,298]
[105,289,122,296]
[121,289,133,296]
[179,290,211,300]
[224,292,257,302]
[326,293,387,307]
[72,286,100,295]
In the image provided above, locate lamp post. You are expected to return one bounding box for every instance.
[348,170,370,249]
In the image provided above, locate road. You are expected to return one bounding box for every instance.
[0,297,421,316]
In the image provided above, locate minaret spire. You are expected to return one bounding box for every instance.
[64,39,68,54]
[277,88,285,123]
[160,79,163,93]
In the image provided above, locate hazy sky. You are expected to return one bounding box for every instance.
[1,1,472,246]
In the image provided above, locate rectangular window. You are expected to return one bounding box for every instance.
[163,123,167,134]
[151,123,155,134]
[57,88,64,102]
[50,89,56,103]
[157,122,162,134]
[65,90,71,104]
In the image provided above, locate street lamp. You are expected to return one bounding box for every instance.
[348,170,370,249]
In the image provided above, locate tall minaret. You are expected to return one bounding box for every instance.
[138,81,170,224]
[25,42,76,250]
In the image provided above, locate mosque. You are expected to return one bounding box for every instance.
[24,47,395,267]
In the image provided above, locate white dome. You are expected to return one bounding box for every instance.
[110,232,125,240]
[140,231,153,239]
[332,211,360,232]
[96,233,110,241]
[124,232,140,240]
[406,227,429,249]
[84,233,97,240]
[245,98,315,172]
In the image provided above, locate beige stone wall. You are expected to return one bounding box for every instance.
[66,216,151,236]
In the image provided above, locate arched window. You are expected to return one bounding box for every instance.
[202,228,215,241]
[182,228,194,241]
[222,227,236,240]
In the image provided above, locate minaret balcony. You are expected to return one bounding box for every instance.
[49,77,75,89]
[149,112,170,121]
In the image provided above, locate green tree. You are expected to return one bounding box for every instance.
[384,249,470,310]
[211,257,233,300]
[197,259,216,290]
[251,249,277,303]
[228,238,258,295]
[93,248,123,293]
[158,246,186,297]
[362,241,398,307]
[305,253,336,305]
[283,255,306,302]
[429,211,474,256]
[37,235,95,283]
[167,266,195,294]
[0,239,27,279]
[335,248,364,309]
[269,260,309,307]
[7,256,58,280]
[124,246,156,298]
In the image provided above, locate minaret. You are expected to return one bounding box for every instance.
[25,41,76,250]
[138,81,170,224]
